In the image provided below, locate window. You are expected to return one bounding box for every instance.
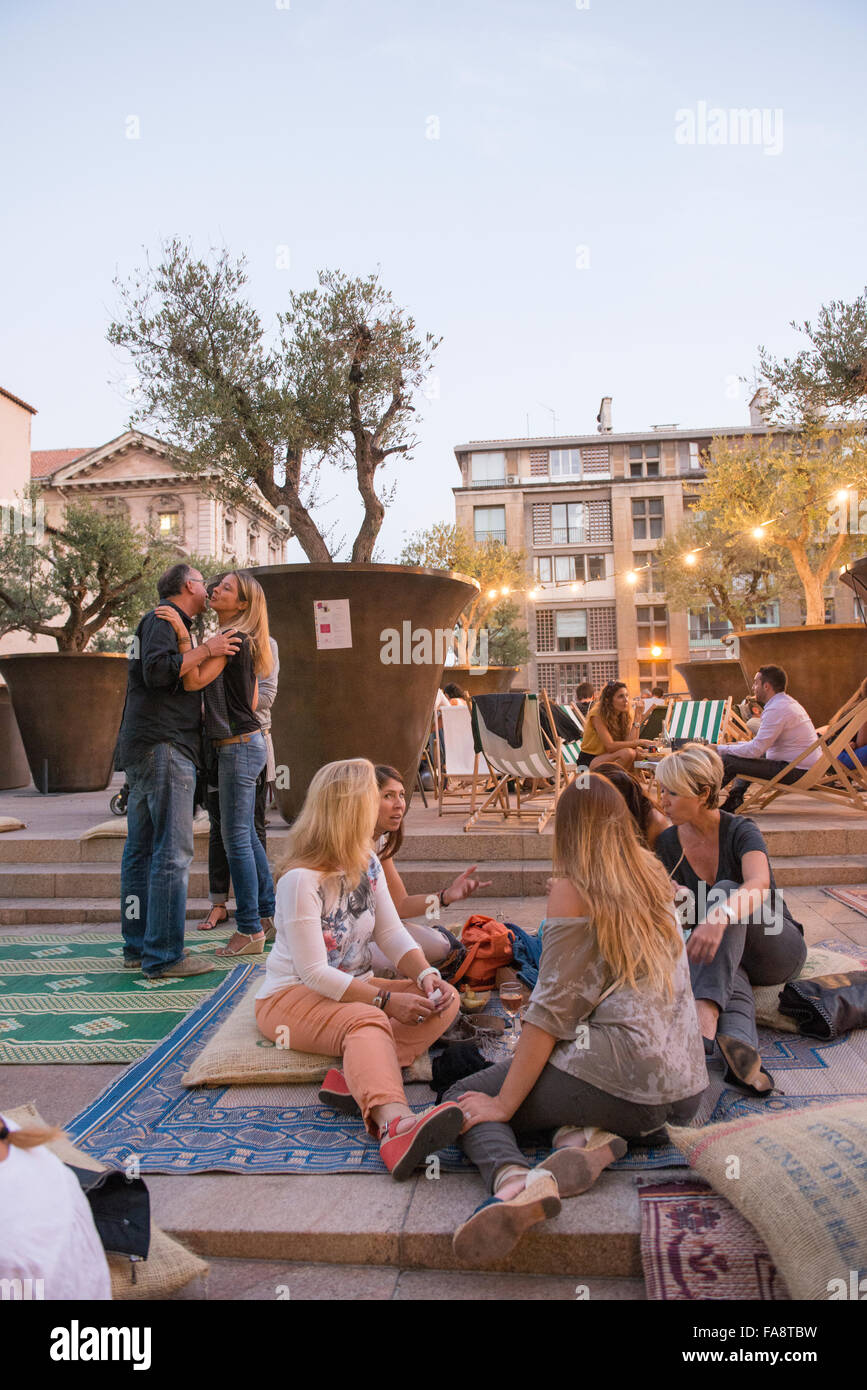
[748,601,782,628]
[535,556,553,584]
[628,443,661,478]
[689,441,702,470]
[632,497,664,540]
[549,449,582,478]
[555,610,588,652]
[636,605,669,647]
[159,512,180,535]
[537,661,592,701]
[587,554,606,581]
[248,530,259,563]
[552,502,586,544]
[638,662,670,695]
[633,552,663,592]
[474,506,506,543]
[587,607,617,649]
[689,606,731,648]
[471,451,506,483]
[591,659,619,686]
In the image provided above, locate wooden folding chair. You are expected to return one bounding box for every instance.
[665,697,738,745]
[464,693,561,834]
[737,698,867,814]
[435,703,492,816]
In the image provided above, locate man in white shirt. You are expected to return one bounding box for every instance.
[717,665,820,811]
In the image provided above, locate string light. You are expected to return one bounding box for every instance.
[651,645,663,658]
[835,489,850,503]
[683,552,697,566]
[626,570,638,585]
[487,588,498,598]
[751,526,766,539]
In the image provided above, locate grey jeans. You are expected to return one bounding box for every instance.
[443,1060,703,1193]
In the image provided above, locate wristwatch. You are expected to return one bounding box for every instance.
[372,992,386,1010]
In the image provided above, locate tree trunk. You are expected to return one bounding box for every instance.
[786,541,827,625]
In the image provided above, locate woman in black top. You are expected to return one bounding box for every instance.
[654,744,807,1095]
[156,570,276,957]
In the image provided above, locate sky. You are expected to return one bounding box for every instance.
[1,0,865,561]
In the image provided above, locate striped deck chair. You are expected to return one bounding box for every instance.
[435,703,491,816]
[665,697,735,746]
[465,693,561,833]
[737,698,867,814]
[542,695,585,778]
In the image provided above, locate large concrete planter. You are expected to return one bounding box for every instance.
[447,665,522,697]
[0,653,129,793]
[675,659,749,703]
[0,685,30,789]
[251,563,479,822]
[733,624,867,728]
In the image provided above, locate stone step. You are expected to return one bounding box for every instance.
[0,896,217,926]
[773,856,867,886]
[0,862,217,899]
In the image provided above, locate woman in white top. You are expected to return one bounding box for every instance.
[254,758,465,1180]
[0,1114,112,1300]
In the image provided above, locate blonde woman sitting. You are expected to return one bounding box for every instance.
[446,772,707,1263]
[255,759,464,1180]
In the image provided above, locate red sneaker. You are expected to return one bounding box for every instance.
[318,1068,361,1116]
[379,1102,464,1182]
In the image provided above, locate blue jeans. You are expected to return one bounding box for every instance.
[839,745,867,769]
[217,732,275,933]
[121,742,196,975]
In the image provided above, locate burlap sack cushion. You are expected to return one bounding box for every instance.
[182,976,433,1087]
[753,944,865,1032]
[80,815,210,841]
[4,1102,207,1300]
[0,816,25,832]
[668,1098,867,1300]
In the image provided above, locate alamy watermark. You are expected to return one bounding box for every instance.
[827,492,867,534]
[380,624,489,671]
[1,497,45,541]
[675,102,783,157]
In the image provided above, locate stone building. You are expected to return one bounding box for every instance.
[453,394,859,699]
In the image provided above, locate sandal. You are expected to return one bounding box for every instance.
[214,932,264,958]
[197,905,230,933]
[453,1168,561,1263]
[716,1033,776,1096]
[539,1126,627,1197]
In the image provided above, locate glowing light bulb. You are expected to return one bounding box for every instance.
[835,489,850,503]
[626,571,638,585]
[651,645,662,658]
[569,582,578,592]
[501,585,510,595]
[488,588,498,599]
[529,588,539,600]
[683,552,697,566]
[751,526,765,540]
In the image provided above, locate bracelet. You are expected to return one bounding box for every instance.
[417,966,442,989]
[438,887,450,908]
[380,991,391,1012]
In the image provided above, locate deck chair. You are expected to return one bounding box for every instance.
[435,703,491,816]
[736,698,867,814]
[665,697,738,746]
[639,702,671,742]
[465,693,561,834]
[540,692,586,781]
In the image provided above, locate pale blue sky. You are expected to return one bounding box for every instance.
[2,0,865,559]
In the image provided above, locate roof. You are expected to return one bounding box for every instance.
[454,424,773,453]
[0,385,37,414]
[31,449,92,478]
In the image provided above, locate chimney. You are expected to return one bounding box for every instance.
[597,396,612,433]
[749,387,770,427]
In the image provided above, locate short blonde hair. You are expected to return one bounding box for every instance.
[275,758,379,886]
[655,743,724,809]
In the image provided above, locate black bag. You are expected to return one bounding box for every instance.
[777,969,867,1040]
[68,1165,151,1280]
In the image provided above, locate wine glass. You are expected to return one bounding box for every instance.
[499,981,524,1052]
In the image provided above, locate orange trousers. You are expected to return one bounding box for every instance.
[255,979,460,1132]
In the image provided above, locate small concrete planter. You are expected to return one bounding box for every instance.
[0,685,30,789]
[251,563,479,822]
[675,659,749,704]
[0,653,129,793]
[733,624,867,728]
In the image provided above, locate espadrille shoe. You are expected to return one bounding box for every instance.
[537,1126,627,1197]
[716,1034,776,1097]
[318,1068,361,1116]
[452,1168,561,1263]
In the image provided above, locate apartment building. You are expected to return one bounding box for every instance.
[453,394,858,700]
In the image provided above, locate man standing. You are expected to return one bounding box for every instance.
[716,665,820,812]
[116,563,241,978]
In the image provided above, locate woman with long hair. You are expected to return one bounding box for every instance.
[255,759,465,1179]
[592,762,670,849]
[156,569,276,957]
[1,1114,112,1299]
[369,764,489,978]
[577,681,655,771]
[445,773,707,1263]
[654,743,806,1095]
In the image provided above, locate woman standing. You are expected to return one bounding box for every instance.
[156,570,276,957]
[445,773,707,1263]
[654,744,807,1094]
[255,759,464,1179]
[577,681,655,771]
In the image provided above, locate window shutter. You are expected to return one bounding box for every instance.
[532,503,552,546]
[587,606,617,649]
[536,609,555,652]
[581,445,610,476]
[591,659,619,686]
[587,500,612,543]
[530,450,549,477]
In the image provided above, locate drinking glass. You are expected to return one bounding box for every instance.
[499,981,524,1052]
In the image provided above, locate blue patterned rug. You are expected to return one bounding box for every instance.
[66,940,867,1175]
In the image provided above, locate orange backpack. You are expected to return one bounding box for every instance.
[450,915,514,990]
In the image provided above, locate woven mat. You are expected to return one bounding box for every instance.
[65,938,867,1174]
[824,886,867,919]
[639,1181,791,1300]
[0,930,257,1062]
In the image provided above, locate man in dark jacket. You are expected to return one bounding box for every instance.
[116,563,240,978]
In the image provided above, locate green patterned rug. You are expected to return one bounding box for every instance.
[0,930,262,1063]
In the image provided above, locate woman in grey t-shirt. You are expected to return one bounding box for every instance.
[447,773,707,1266]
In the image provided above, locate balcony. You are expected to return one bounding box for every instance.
[474,530,507,544]
[551,528,586,545]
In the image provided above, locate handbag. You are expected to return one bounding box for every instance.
[68,1165,151,1282]
[450,914,515,990]
[777,969,867,1040]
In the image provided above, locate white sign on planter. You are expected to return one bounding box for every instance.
[314,599,353,650]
